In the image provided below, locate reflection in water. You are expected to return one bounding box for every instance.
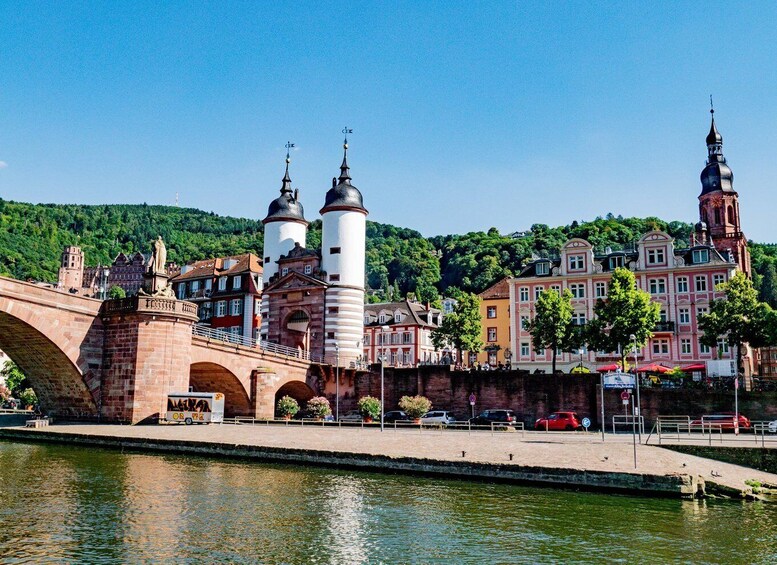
[0,441,776,564]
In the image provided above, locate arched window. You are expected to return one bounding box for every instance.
[714,207,722,225]
[727,205,735,225]
[702,209,708,225]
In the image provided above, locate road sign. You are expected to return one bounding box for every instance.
[469,393,476,406]
[604,373,636,389]
[620,390,630,401]
[582,417,591,430]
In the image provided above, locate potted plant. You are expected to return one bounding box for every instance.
[306,396,332,420]
[398,395,432,423]
[276,395,300,420]
[357,396,381,423]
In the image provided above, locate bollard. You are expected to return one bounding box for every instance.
[462,450,466,457]
[509,453,514,461]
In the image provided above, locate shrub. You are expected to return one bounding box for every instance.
[276,395,300,418]
[0,383,10,402]
[357,396,382,420]
[18,387,37,409]
[398,395,432,419]
[306,396,332,417]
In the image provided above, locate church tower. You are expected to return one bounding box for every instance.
[260,146,308,339]
[58,245,85,291]
[319,133,368,365]
[695,107,751,277]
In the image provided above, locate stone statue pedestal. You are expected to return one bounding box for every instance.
[142,270,170,296]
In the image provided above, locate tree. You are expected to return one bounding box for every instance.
[699,272,776,373]
[108,285,126,299]
[586,267,661,368]
[431,291,483,363]
[527,288,577,374]
[0,361,27,395]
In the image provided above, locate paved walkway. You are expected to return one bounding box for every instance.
[11,422,777,495]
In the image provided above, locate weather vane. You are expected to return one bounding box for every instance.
[710,94,714,115]
[342,126,353,147]
[285,141,295,162]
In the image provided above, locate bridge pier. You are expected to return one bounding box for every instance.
[100,297,199,423]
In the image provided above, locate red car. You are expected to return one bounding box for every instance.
[535,411,583,431]
[691,413,751,431]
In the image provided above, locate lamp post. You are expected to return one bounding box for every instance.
[380,324,389,431]
[630,333,641,441]
[101,267,110,300]
[334,342,340,421]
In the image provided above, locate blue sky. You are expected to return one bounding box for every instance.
[1,2,776,241]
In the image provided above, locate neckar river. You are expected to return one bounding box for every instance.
[0,441,774,564]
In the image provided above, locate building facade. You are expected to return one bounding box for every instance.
[171,253,263,341]
[476,277,512,366]
[363,300,443,366]
[508,111,747,373]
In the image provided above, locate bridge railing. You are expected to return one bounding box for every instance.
[192,325,325,363]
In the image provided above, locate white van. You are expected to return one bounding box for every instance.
[165,392,225,424]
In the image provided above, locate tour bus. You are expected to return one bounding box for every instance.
[165,392,225,424]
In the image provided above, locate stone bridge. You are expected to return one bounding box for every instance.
[0,276,337,423]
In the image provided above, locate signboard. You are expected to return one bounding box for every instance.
[582,417,591,430]
[468,393,476,406]
[604,373,636,389]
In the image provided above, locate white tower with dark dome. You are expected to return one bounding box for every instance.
[320,132,367,365]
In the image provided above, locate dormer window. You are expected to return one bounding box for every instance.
[379,314,387,324]
[692,249,710,264]
[568,255,584,272]
[304,265,312,275]
[647,248,665,265]
[281,267,288,276]
[536,261,549,276]
[232,275,241,289]
[609,255,624,270]
[394,311,403,323]
[218,276,227,291]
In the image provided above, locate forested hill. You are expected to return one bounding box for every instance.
[1,199,775,306]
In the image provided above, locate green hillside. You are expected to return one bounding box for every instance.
[0,199,774,306]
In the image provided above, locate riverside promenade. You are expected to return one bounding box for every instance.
[2,420,776,500]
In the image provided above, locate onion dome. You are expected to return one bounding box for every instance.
[320,140,368,215]
[262,152,307,224]
[700,108,734,195]
[695,221,707,232]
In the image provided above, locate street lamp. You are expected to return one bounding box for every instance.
[630,333,641,442]
[380,324,389,431]
[334,341,340,421]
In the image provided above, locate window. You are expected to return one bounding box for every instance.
[218,276,227,290]
[681,339,692,354]
[215,300,226,317]
[191,280,200,293]
[487,327,497,342]
[205,278,213,291]
[264,256,270,264]
[394,312,402,323]
[255,299,261,315]
[659,310,668,322]
[403,332,412,344]
[521,342,530,357]
[363,334,371,346]
[649,279,666,295]
[717,339,729,354]
[329,247,341,254]
[536,262,549,275]
[378,314,387,323]
[326,332,335,340]
[713,274,725,288]
[232,275,241,289]
[569,283,585,299]
[647,248,665,265]
[571,312,586,326]
[697,306,709,320]
[403,351,411,365]
[695,276,707,292]
[568,255,584,272]
[519,287,529,302]
[700,341,711,354]
[534,286,544,300]
[391,333,401,345]
[679,308,690,324]
[595,281,607,298]
[487,306,497,319]
[328,307,339,314]
[550,284,561,294]
[329,274,340,282]
[304,265,312,275]
[692,249,710,264]
[652,339,669,355]
[177,284,185,299]
[230,299,242,316]
[609,255,624,269]
[714,208,721,224]
[676,277,689,293]
[520,315,529,330]
[256,276,262,290]
[281,267,289,276]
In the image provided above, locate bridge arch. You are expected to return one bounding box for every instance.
[0,311,97,416]
[189,362,251,417]
[274,380,315,415]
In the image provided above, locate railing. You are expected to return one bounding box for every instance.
[654,321,676,332]
[101,295,199,318]
[191,325,324,363]
[612,414,645,435]
[647,415,777,447]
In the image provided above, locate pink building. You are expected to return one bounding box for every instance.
[362,300,444,367]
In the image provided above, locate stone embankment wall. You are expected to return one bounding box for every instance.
[348,366,777,427]
[662,445,777,475]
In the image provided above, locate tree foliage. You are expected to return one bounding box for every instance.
[430,291,483,360]
[108,285,126,299]
[0,361,27,396]
[527,288,577,374]
[586,268,661,367]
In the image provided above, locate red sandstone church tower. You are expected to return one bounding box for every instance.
[695,107,751,277]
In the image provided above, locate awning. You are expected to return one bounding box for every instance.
[597,363,620,372]
[680,363,706,372]
[636,363,670,373]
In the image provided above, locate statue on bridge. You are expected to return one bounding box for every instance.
[140,236,174,297]
[152,236,167,275]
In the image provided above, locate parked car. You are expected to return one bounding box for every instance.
[469,409,518,426]
[690,413,751,431]
[535,411,583,431]
[768,420,777,433]
[420,411,456,426]
[339,410,363,422]
[383,410,410,423]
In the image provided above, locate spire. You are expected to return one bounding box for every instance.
[706,96,723,150]
[339,126,352,183]
[281,141,295,193]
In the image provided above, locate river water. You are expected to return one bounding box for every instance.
[0,441,775,564]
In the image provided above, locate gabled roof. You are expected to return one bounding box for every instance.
[479,277,510,299]
[263,269,329,293]
[172,253,263,282]
[364,300,441,328]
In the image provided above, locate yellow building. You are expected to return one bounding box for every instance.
[476,277,512,367]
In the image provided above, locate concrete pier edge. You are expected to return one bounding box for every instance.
[0,427,713,499]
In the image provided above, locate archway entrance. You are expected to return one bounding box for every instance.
[283,310,310,351]
[0,311,96,417]
[274,380,315,416]
[189,362,251,417]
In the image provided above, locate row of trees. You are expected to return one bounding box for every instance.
[527,267,776,374]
